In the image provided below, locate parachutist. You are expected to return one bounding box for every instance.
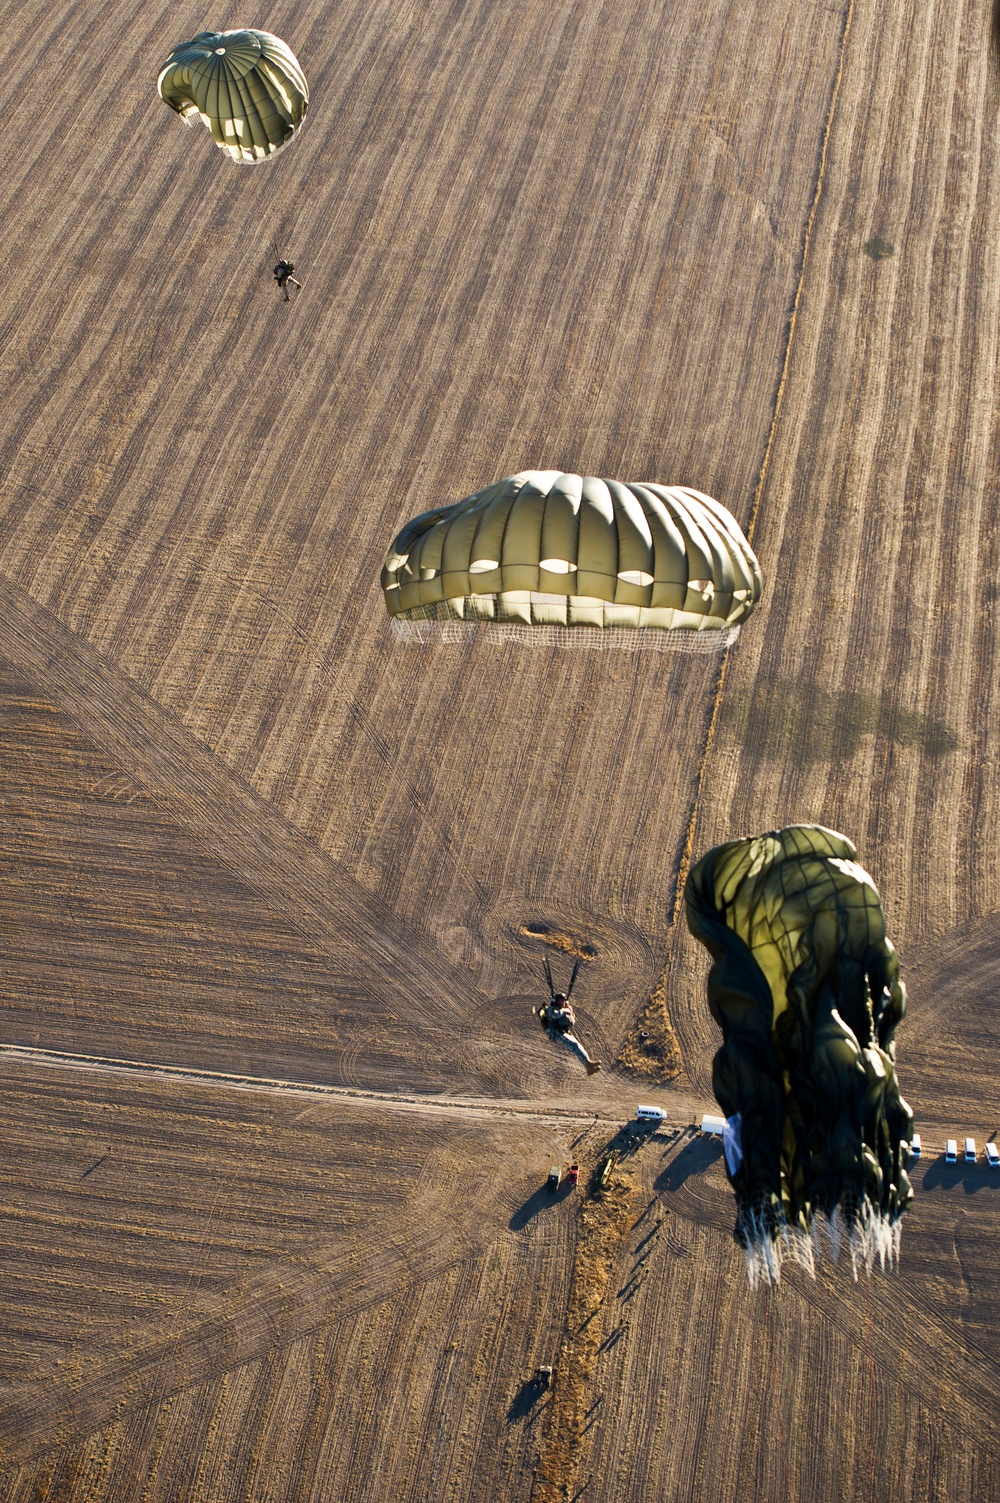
[273,260,301,301]
[538,958,602,1074]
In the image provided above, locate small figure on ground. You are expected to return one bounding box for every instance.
[273,258,302,300]
[537,957,602,1074]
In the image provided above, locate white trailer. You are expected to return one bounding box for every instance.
[700,1114,727,1135]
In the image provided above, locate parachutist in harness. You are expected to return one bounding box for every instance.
[537,957,602,1075]
[273,259,301,300]
[272,243,301,301]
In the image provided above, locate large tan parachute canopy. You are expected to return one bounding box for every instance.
[685,826,914,1287]
[381,471,761,633]
[157,31,308,163]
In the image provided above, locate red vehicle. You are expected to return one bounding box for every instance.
[568,1164,580,1186]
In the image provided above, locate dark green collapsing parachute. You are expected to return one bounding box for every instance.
[685,825,914,1285]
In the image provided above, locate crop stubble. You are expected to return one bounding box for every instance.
[0,0,995,1496]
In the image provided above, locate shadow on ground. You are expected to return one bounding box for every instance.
[506,1379,549,1424]
[920,1157,1000,1194]
[720,679,959,763]
[509,1179,575,1229]
[654,1135,724,1192]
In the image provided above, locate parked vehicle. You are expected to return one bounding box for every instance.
[547,1166,561,1192]
[965,1137,977,1163]
[568,1164,580,1186]
[910,1133,921,1160]
[636,1104,666,1123]
[986,1143,1000,1168]
[945,1140,958,1163]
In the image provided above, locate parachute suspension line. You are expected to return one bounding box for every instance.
[743,0,857,550]
[742,1201,903,1289]
[668,642,732,930]
[864,1281,877,1503]
[390,619,738,652]
[762,1289,798,1503]
[666,0,860,938]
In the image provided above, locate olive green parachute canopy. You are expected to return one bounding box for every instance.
[157,31,308,163]
[685,825,914,1286]
[381,471,761,643]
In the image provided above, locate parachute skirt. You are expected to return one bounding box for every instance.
[390,616,739,652]
[738,1195,904,1289]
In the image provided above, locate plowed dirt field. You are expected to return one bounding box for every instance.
[0,0,997,1495]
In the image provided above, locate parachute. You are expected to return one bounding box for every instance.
[157,31,308,163]
[381,471,761,648]
[685,825,914,1286]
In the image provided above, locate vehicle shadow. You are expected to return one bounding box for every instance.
[654,1135,723,1193]
[509,1181,574,1229]
[506,1379,547,1424]
[919,1157,1000,1194]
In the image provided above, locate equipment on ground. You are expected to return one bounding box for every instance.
[158,30,308,162]
[597,1150,618,1188]
[686,824,914,1284]
[534,1365,553,1389]
[381,471,761,638]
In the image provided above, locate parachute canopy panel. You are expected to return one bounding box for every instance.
[381,471,761,638]
[685,825,914,1287]
[157,30,308,163]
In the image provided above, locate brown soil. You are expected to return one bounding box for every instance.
[517,923,600,962]
[616,978,685,1083]
[534,1157,643,1503]
[1,0,999,1494]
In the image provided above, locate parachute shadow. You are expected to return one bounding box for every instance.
[919,1158,1000,1195]
[720,680,959,764]
[654,1135,723,1192]
[509,1181,574,1229]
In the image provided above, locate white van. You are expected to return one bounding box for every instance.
[985,1143,1000,1168]
[945,1140,958,1163]
[910,1133,921,1160]
[636,1104,666,1123]
[965,1137,977,1163]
